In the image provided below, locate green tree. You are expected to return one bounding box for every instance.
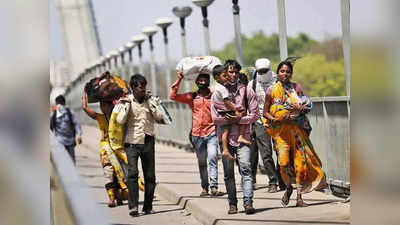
[212,31,317,67]
[211,31,346,97]
[291,54,345,97]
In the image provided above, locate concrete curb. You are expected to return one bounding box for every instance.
[155,183,229,225]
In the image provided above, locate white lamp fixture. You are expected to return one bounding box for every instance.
[192,0,215,7]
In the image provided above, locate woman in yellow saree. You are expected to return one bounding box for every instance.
[82,76,144,208]
[263,61,326,207]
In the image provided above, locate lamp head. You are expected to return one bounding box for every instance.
[192,0,215,8]
[109,50,119,58]
[142,26,158,36]
[125,42,135,49]
[172,6,192,18]
[132,34,146,44]
[155,17,173,29]
[118,47,125,54]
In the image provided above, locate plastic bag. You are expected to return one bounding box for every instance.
[148,96,172,125]
[176,56,222,80]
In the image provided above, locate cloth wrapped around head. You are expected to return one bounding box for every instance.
[84,71,130,103]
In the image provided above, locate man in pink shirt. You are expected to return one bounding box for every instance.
[211,59,259,215]
[170,71,224,197]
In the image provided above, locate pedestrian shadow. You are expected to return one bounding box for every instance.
[253,197,343,202]
[79,173,103,178]
[156,162,197,166]
[212,218,350,225]
[156,170,199,174]
[157,156,194,159]
[89,185,105,189]
[78,164,101,169]
[158,182,201,185]
[139,207,184,216]
[97,199,160,206]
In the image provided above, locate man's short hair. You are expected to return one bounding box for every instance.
[212,65,226,79]
[55,95,66,105]
[224,59,242,71]
[130,74,147,89]
[196,73,210,81]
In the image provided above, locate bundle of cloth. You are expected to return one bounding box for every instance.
[176,56,222,80]
[84,71,130,103]
[264,91,313,136]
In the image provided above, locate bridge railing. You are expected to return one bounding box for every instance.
[156,96,350,194]
[50,132,110,225]
[72,96,350,195]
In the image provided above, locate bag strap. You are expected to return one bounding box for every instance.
[252,71,257,92]
[191,92,198,100]
[244,85,249,112]
[65,108,76,137]
[50,110,57,133]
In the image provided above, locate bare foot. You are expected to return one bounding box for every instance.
[296,197,309,207]
[108,200,116,208]
[238,135,251,145]
[222,151,235,160]
[281,186,293,207]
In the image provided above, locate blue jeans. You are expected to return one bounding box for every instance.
[221,143,253,206]
[191,133,219,190]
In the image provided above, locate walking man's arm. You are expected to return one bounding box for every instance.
[169,70,193,107]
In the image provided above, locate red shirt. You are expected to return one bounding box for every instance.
[169,80,215,137]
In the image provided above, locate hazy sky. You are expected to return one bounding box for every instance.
[50,0,344,63]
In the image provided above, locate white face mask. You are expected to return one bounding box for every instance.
[257,70,273,83]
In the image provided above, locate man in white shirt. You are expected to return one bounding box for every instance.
[114,74,164,217]
[248,58,285,193]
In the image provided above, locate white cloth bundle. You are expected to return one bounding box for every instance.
[176,56,222,80]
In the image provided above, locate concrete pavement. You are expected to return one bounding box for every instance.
[77,125,350,225]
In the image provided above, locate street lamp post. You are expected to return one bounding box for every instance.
[173,6,193,92]
[98,56,105,73]
[276,0,288,61]
[125,42,135,78]
[155,17,173,98]
[110,50,119,72]
[105,54,112,70]
[119,46,127,78]
[119,47,126,66]
[132,35,146,75]
[172,6,192,57]
[232,0,243,65]
[142,26,158,96]
[192,0,215,55]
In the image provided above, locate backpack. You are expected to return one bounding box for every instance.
[50,107,76,138]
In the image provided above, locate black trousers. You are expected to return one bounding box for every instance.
[250,122,283,186]
[125,135,156,211]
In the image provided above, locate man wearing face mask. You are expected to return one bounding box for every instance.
[169,71,224,197]
[248,58,286,193]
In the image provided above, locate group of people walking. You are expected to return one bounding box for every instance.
[171,58,326,214]
[50,57,326,217]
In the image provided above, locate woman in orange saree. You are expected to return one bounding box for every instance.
[263,61,326,207]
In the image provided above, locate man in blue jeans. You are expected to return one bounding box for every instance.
[211,60,259,214]
[170,71,223,196]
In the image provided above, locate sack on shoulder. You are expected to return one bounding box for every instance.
[148,96,172,125]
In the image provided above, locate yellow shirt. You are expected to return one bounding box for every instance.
[95,113,109,146]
